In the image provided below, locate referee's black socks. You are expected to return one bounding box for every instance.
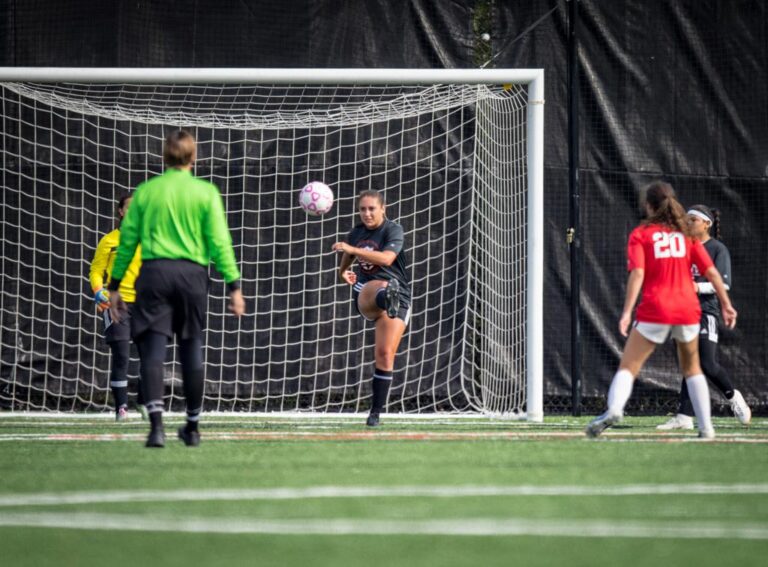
[371,368,393,414]
[182,368,204,433]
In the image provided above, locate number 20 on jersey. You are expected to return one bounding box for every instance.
[652,232,686,258]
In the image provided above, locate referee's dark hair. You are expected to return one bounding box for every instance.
[163,129,196,168]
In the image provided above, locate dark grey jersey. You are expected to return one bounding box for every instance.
[346,219,411,305]
[691,238,732,318]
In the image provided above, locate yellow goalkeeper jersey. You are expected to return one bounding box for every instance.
[89,229,142,303]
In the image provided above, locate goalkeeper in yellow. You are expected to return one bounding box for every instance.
[89,195,144,421]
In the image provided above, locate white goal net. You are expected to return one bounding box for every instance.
[0,68,543,419]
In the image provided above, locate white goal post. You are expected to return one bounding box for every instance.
[0,67,544,421]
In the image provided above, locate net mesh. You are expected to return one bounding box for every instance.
[0,80,531,415]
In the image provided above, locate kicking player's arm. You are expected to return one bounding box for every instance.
[333,242,396,267]
[336,250,356,285]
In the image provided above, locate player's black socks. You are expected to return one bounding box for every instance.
[179,339,204,433]
[109,341,130,410]
[138,331,168,431]
[371,368,393,413]
[182,369,204,433]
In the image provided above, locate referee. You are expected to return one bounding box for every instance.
[108,129,245,448]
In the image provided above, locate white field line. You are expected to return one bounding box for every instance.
[1,512,767,539]
[0,430,766,443]
[2,484,768,508]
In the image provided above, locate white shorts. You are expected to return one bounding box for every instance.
[634,322,700,345]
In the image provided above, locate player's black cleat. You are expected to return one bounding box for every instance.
[145,427,166,448]
[366,411,380,427]
[384,280,400,319]
[177,426,201,447]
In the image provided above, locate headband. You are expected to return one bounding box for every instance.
[687,209,712,223]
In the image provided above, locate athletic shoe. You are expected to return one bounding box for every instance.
[116,407,128,422]
[729,390,751,426]
[177,426,201,447]
[585,411,620,438]
[697,428,716,440]
[145,427,165,448]
[366,412,380,427]
[137,404,149,421]
[656,414,694,430]
[384,280,400,319]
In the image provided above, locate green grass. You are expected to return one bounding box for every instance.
[1,414,767,566]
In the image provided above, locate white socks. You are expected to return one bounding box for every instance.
[685,374,713,433]
[607,369,635,417]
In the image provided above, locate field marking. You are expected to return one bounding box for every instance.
[2,483,768,508]
[0,430,766,443]
[1,512,767,540]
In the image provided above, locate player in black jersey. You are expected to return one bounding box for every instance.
[658,204,751,430]
[332,190,411,427]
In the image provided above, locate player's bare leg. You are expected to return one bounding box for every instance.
[587,329,657,438]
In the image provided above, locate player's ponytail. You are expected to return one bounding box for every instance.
[642,181,692,236]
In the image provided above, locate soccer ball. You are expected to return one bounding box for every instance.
[298,181,334,216]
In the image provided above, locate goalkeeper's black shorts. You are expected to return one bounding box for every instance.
[131,259,208,341]
[104,302,132,344]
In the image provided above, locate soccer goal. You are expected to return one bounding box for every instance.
[0,68,544,420]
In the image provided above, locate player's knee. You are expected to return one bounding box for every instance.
[374,346,396,367]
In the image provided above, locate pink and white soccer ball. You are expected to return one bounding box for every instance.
[298,181,334,216]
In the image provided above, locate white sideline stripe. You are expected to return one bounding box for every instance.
[1,512,767,540]
[2,484,768,508]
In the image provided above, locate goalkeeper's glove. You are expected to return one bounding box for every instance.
[94,288,111,312]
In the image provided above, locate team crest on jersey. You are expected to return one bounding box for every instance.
[356,239,380,274]
[691,263,701,278]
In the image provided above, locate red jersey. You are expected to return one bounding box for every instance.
[627,224,714,324]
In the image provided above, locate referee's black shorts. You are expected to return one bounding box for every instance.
[131,259,208,341]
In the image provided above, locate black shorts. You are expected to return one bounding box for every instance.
[103,303,132,344]
[352,290,412,326]
[131,259,209,341]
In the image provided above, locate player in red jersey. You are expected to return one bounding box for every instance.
[586,181,737,439]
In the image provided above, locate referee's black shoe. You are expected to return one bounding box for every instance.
[384,280,400,319]
[145,427,166,448]
[177,426,201,447]
[366,411,380,427]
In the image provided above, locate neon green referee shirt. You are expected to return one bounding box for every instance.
[110,168,241,288]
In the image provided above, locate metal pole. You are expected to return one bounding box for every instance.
[568,0,582,416]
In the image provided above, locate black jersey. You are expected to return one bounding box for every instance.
[346,219,411,305]
[691,238,732,318]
